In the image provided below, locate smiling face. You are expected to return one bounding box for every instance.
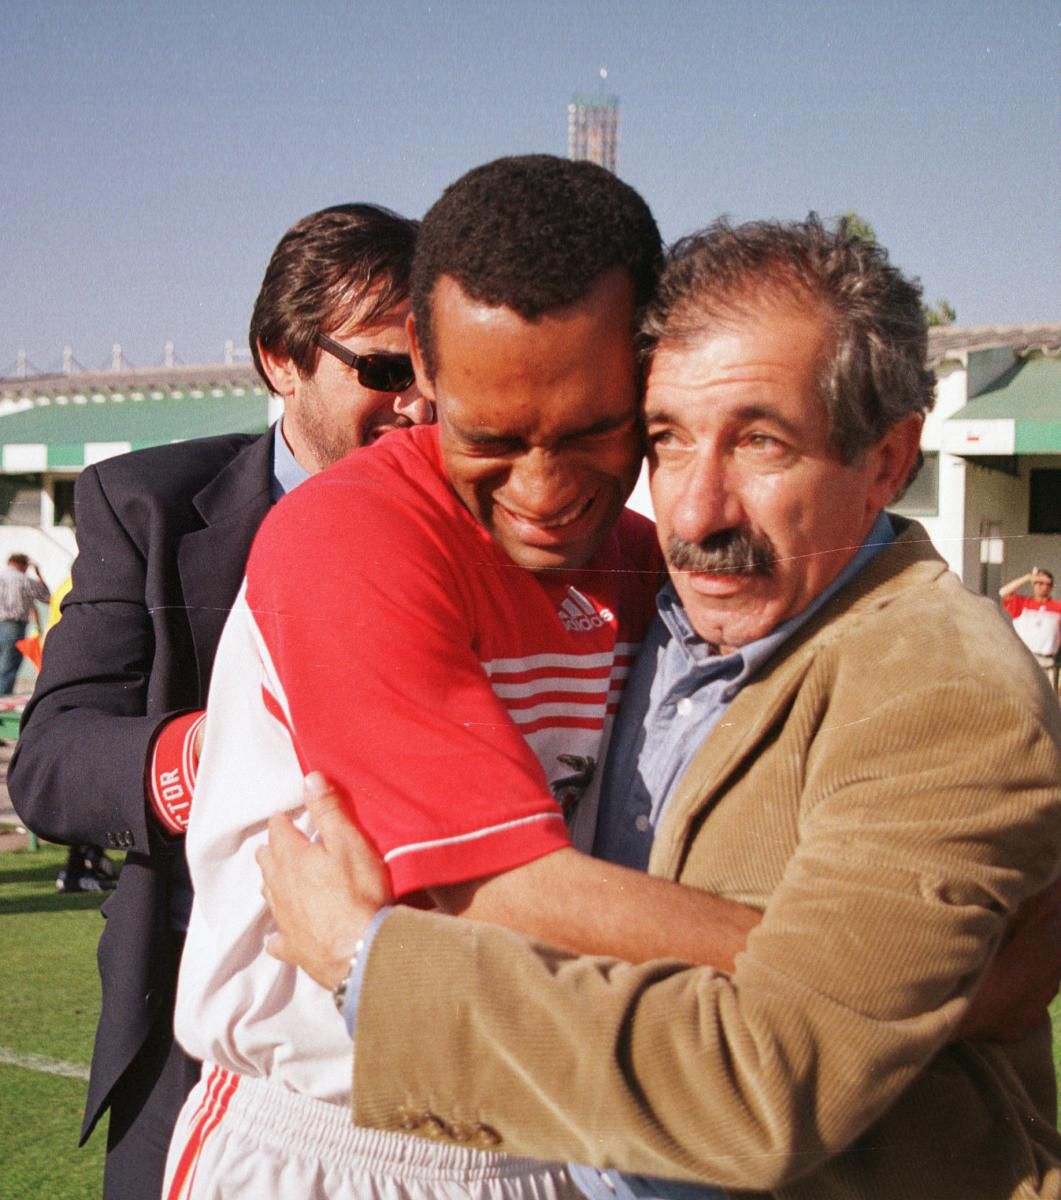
[411,270,642,572]
[646,299,922,652]
[259,298,432,473]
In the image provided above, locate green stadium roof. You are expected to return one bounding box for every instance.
[942,355,1061,455]
[0,365,269,472]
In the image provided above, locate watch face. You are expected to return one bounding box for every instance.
[333,968,350,1013]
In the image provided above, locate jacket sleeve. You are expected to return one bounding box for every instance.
[8,464,182,852]
[349,680,1061,1190]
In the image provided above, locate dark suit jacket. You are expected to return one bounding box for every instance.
[9,430,274,1141]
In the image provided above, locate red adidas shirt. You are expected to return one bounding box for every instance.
[242,424,661,894]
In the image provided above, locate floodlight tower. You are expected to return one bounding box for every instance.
[568,68,619,173]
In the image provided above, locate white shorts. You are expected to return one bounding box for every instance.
[163,1064,581,1199]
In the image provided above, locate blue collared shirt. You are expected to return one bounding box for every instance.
[272,418,310,499]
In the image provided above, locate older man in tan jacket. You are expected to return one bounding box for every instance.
[262,217,1061,1199]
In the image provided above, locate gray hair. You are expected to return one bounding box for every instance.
[640,215,935,469]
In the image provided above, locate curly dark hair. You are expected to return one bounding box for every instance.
[249,203,418,389]
[641,214,935,470]
[411,155,662,378]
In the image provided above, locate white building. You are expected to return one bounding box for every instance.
[904,324,1061,594]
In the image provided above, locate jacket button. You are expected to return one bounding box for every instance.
[473,1123,502,1149]
[396,1105,420,1131]
[419,1115,446,1139]
[447,1121,475,1143]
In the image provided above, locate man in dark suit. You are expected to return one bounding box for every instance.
[8,201,426,1200]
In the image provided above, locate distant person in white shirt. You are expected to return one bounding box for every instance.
[0,553,49,694]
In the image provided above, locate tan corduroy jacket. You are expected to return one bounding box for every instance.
[352,520,1061,1199]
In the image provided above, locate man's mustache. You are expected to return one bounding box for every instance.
[665,529,775,576]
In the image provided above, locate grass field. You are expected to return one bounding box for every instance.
[0,845,107,1199]
[1,844,1059,1199]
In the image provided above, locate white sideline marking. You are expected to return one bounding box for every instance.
[0,1046,89,1080]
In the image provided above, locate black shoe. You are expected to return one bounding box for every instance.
[55,871,109,893]
[81,849,117,879]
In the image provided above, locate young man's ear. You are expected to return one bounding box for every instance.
[257,341,300,399]
[406,313,437,402]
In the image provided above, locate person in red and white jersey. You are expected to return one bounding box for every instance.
[1000,567,1061,685]
[1000,566,1061,621]
[166,157,761,1200]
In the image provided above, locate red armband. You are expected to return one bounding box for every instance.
[147,711,205,836]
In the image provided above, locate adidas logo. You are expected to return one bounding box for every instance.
[558,586,614,632]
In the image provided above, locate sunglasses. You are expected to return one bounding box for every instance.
[314,332,416,393]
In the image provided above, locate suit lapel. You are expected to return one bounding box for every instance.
[178,430,276,701]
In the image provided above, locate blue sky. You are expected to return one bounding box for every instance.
[2,0,1057,373]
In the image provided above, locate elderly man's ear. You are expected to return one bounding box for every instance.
[871,415,924,508]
